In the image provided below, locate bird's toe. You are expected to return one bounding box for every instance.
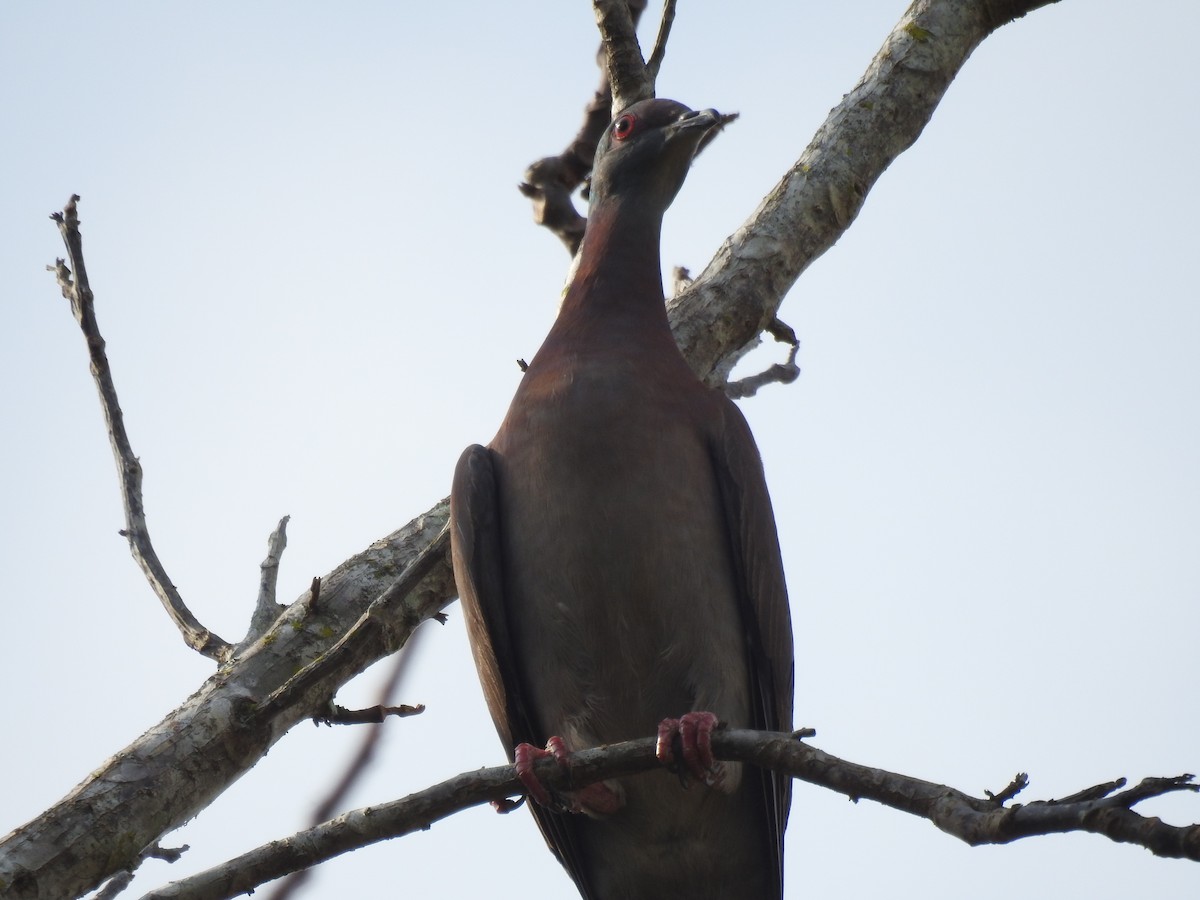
[656,711,726,787]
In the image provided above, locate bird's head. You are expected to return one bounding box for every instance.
[590,98,722,214]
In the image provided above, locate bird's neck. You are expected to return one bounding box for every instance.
[557,197,669,332]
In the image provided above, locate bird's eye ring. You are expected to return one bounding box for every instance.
[613,114,637,141]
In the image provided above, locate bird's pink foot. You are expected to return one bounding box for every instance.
[514,736,571,807]
[505,736,624,815]
[656,711,725,787]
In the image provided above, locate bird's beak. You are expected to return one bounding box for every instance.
[667,108,736,155]
[669,108,722,141]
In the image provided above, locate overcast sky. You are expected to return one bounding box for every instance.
[3,2,1198,898]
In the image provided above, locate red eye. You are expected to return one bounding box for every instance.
[612,113,637,141]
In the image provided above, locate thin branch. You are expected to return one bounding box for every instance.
[240,515,291,648]
[725,317,801,399]
[94,842,187,900]
[517,159,589,257]
[139,731,1200,900]
[592,0,653,114]
[314,703,425,726]
[645,0,677,82]
[302,575,321,614]
[671,265,692,297]
[48,195,233,664]
[985,771,1030,803]
[0,501,454,900]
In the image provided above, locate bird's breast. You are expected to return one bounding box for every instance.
[489,353,751,747]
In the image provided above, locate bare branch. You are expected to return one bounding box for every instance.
[645,0,677,83]
[314,703,425,726]
[670,265,692,297]
[0,502,454,900]
[93,842,188,900]
[725,317,801,399]
[592,0,652,113]
[985,772,1030,803]
[240,515,290,648]
[669,0,1062,387]
[518,159,589,257]
[47,195,233,664]
[139,731,1200,900]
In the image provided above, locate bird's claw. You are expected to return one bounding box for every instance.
[514,736,573,809]
[656,711,726,787]
[509,737,625,815]
[490,795,527,814]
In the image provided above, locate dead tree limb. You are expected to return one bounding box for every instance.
[670,0,1061,387]
[239,515,291,648]
[48,195,233,664]
[0,502,455,900]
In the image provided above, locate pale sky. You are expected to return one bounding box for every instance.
[2,2,1198,898]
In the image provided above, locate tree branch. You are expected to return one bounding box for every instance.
[239,515,290,649]
[592,0,653,114]
[139,730,1200,900]
[0,502,454,900]
[644,0,677,83]
[48,195,233,664]
[725,317,801,399]
[669,0,1061,387]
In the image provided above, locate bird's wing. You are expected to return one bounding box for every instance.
[449,444,595,899]
[450,445,521,748]
[709,397,795,885]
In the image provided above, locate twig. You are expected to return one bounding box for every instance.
[314,703,425,726]
[302,575,322,615]
[145,844,188,864]
[48,195,232,664]
[985,772,1029,803]
[671,265,692,297]
[645,0,677,82]
[138,730,1200,900]
[93,842,188,899]
[1050,778,1119,804]
[240,515,291,648]
[725,316,801,398]
[517,159,589,257]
